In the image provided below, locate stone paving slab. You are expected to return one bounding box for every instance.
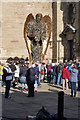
[1,83,80,119]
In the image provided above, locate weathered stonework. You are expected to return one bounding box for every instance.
[0,2,2,59]
[52,2,57,63]
[60,2,80,60]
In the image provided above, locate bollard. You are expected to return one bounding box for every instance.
[58,91,64,120]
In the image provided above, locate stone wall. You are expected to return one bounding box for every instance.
[57,2,64,62]
[52,2,65,63]
[0,2,2,59]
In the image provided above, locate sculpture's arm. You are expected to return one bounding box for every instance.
[26,22,34,38]
[26,22,37,45]
[41,23,47,41]
[38,23,47,46]
[26,22,34,40]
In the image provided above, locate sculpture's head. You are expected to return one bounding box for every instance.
[36,13,42,23]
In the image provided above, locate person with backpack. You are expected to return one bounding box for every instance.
[20,62,28,91]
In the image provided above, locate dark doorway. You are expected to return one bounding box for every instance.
[68,4,73,24]
[69,40,73,60]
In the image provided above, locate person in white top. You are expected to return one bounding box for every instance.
[14,61,20,84]
[38,62,42,86]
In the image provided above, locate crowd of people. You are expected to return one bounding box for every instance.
[0,58,80,98]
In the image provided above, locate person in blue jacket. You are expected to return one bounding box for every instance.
[70,64,78,97]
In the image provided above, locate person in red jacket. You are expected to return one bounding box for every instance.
[62,64,69,90]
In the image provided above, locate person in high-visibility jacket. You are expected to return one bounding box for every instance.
[0,62,4,86]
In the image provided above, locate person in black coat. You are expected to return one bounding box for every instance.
[3,63,12,98]
[78,64,80,91]
[9,61,16,87]
[52,64,57,85]
[26,64,36,97]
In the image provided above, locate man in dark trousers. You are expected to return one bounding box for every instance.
[26,64,36,97]
[3,63,12,98]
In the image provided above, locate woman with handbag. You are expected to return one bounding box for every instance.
[3,63,13,98]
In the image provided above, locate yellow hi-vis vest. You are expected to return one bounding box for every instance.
[0,66,3,80]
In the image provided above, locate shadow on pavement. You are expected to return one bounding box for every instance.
[2,84,79,120]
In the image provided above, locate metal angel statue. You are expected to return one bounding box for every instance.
[24,13,51,62]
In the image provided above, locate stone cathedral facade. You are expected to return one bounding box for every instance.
[0,1,80,63]
[52,2,80,62]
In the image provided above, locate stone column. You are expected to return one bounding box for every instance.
[57,2,64,62]
[78,2,80,58]
[52,2,57,63]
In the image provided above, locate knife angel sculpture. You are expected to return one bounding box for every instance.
[24,13,51,62]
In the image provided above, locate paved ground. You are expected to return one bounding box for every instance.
[1,83,80,120]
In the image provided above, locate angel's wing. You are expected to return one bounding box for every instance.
[24,13,34,62]
[41,15,51,60]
